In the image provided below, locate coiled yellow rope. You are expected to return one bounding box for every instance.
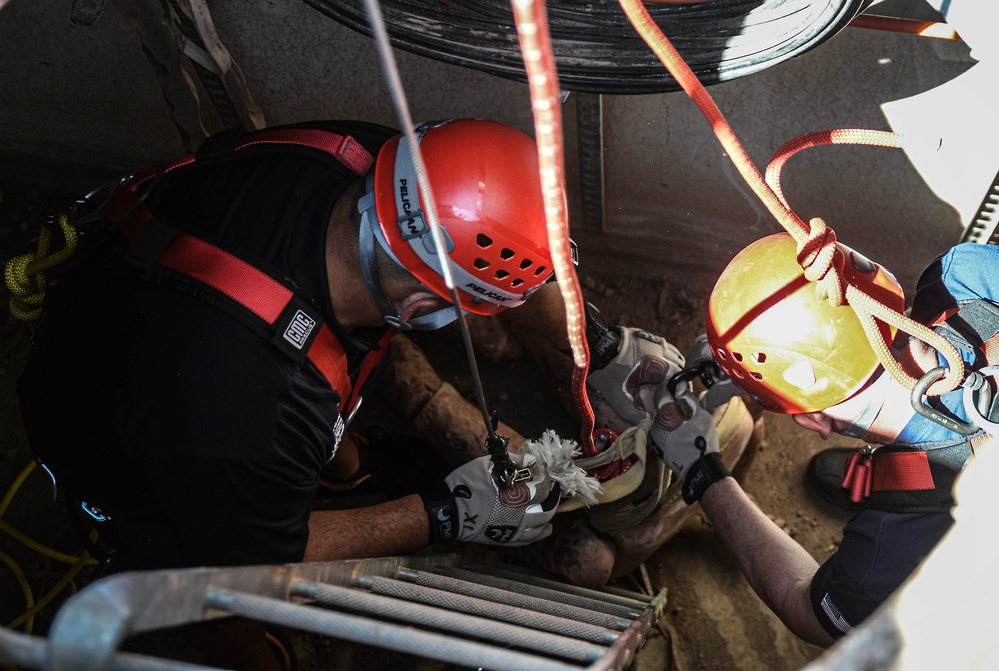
[4,213,78,322]
[1,460,98,634]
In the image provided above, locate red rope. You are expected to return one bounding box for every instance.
[512,0,598,454]
[617,0,965,397]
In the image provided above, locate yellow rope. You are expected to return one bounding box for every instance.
[2,459,100,634]
[0,462,98,567]
[3,213,78,322]
[0,550,35,634]
[5,547,93,632]
[0,461,36,518]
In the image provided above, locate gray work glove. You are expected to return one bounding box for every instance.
[649,380,730,504]
[424,453,560,546]
[587,326,685,428]
[685,334,742,413]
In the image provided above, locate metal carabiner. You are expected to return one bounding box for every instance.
[667,359,723,396]
[68,173,133,227]
[963,365,999,435]
[910,366,979,435]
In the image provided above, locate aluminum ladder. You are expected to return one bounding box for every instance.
[0,553,665,671]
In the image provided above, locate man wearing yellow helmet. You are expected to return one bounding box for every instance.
[647,239,999,646]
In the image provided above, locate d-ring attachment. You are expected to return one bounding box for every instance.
[910,366,979,435]
[963,365,999,435]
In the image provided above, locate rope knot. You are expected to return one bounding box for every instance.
[796,218,845,307]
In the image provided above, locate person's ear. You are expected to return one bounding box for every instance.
[397,291,450,323]
[792,412,836,440]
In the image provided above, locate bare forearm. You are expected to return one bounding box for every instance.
[699,478,835,647]
[303,494,430,562]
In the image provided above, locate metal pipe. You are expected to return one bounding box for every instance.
[392,569,633,629]
[205,588,583,671]
[434,566,642,618]
[463,562,652,607]
[352,573,622,643]
[291,580,607,663]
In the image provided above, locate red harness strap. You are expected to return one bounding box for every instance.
[234,130,374,176]
[842,450,936,503]
[155,232,361,412]
[97,128,383,415]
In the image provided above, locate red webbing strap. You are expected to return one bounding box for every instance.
[305,325,352,413]
[157,233,353,404]
[101,185,355,401]
[234,129,375,176]
[342,331,394,415]
[842,450,936,503]
[871,451,935,492]
[158,234,292,323]
[95,128,378,407]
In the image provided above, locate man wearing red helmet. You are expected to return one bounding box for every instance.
[15,118,565,569]
[645,238,999,647]
[16,118,683,574]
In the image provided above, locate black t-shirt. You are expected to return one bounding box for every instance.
[18,121,397,567]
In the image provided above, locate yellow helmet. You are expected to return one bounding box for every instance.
[706,233,905,414]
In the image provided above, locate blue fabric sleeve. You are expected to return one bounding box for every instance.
[897,243,999,444]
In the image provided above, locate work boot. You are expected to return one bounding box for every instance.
[806,447,865,511]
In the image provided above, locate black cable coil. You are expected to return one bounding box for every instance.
[302,0,873,95]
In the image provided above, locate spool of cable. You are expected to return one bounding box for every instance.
[303,0,871,94]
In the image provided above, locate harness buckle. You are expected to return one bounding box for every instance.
[962,365,999,435]
[841,446,874,503]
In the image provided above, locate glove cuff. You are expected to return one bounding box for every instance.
[420,482,458,545]
[681,452,731,504]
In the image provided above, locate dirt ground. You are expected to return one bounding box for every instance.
[0,181,863,670]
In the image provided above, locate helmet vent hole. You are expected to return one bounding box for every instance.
[733,352,744,362]
[495,270,509,280]
[752,352,766,364]
[716,349,728,361]
[534,266,548,276]
[511,278,524,287]
[476,234,493,248]
[732,369,745,379]
[520,259,533,270]
[500,248,515,260]
[751,372,763,380]
[474,258,490,270]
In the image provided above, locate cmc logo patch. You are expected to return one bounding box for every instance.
[283,310,316,350]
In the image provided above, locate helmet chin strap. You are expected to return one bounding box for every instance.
[357,178,465,331]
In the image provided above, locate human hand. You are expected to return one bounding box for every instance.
[684,334,741,413]
[426,453,561,546]
[587,326,685,427]
[648,380,730,504]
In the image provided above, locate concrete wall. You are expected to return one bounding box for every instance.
[1,0,996,298]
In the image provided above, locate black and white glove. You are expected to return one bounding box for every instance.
[649,380,730,504]
[587,324,685,428]
[423,453,560,546]
[685,334,741,413]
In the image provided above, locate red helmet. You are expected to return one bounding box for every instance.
[358,118,555,329]
[706,233,905,414]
